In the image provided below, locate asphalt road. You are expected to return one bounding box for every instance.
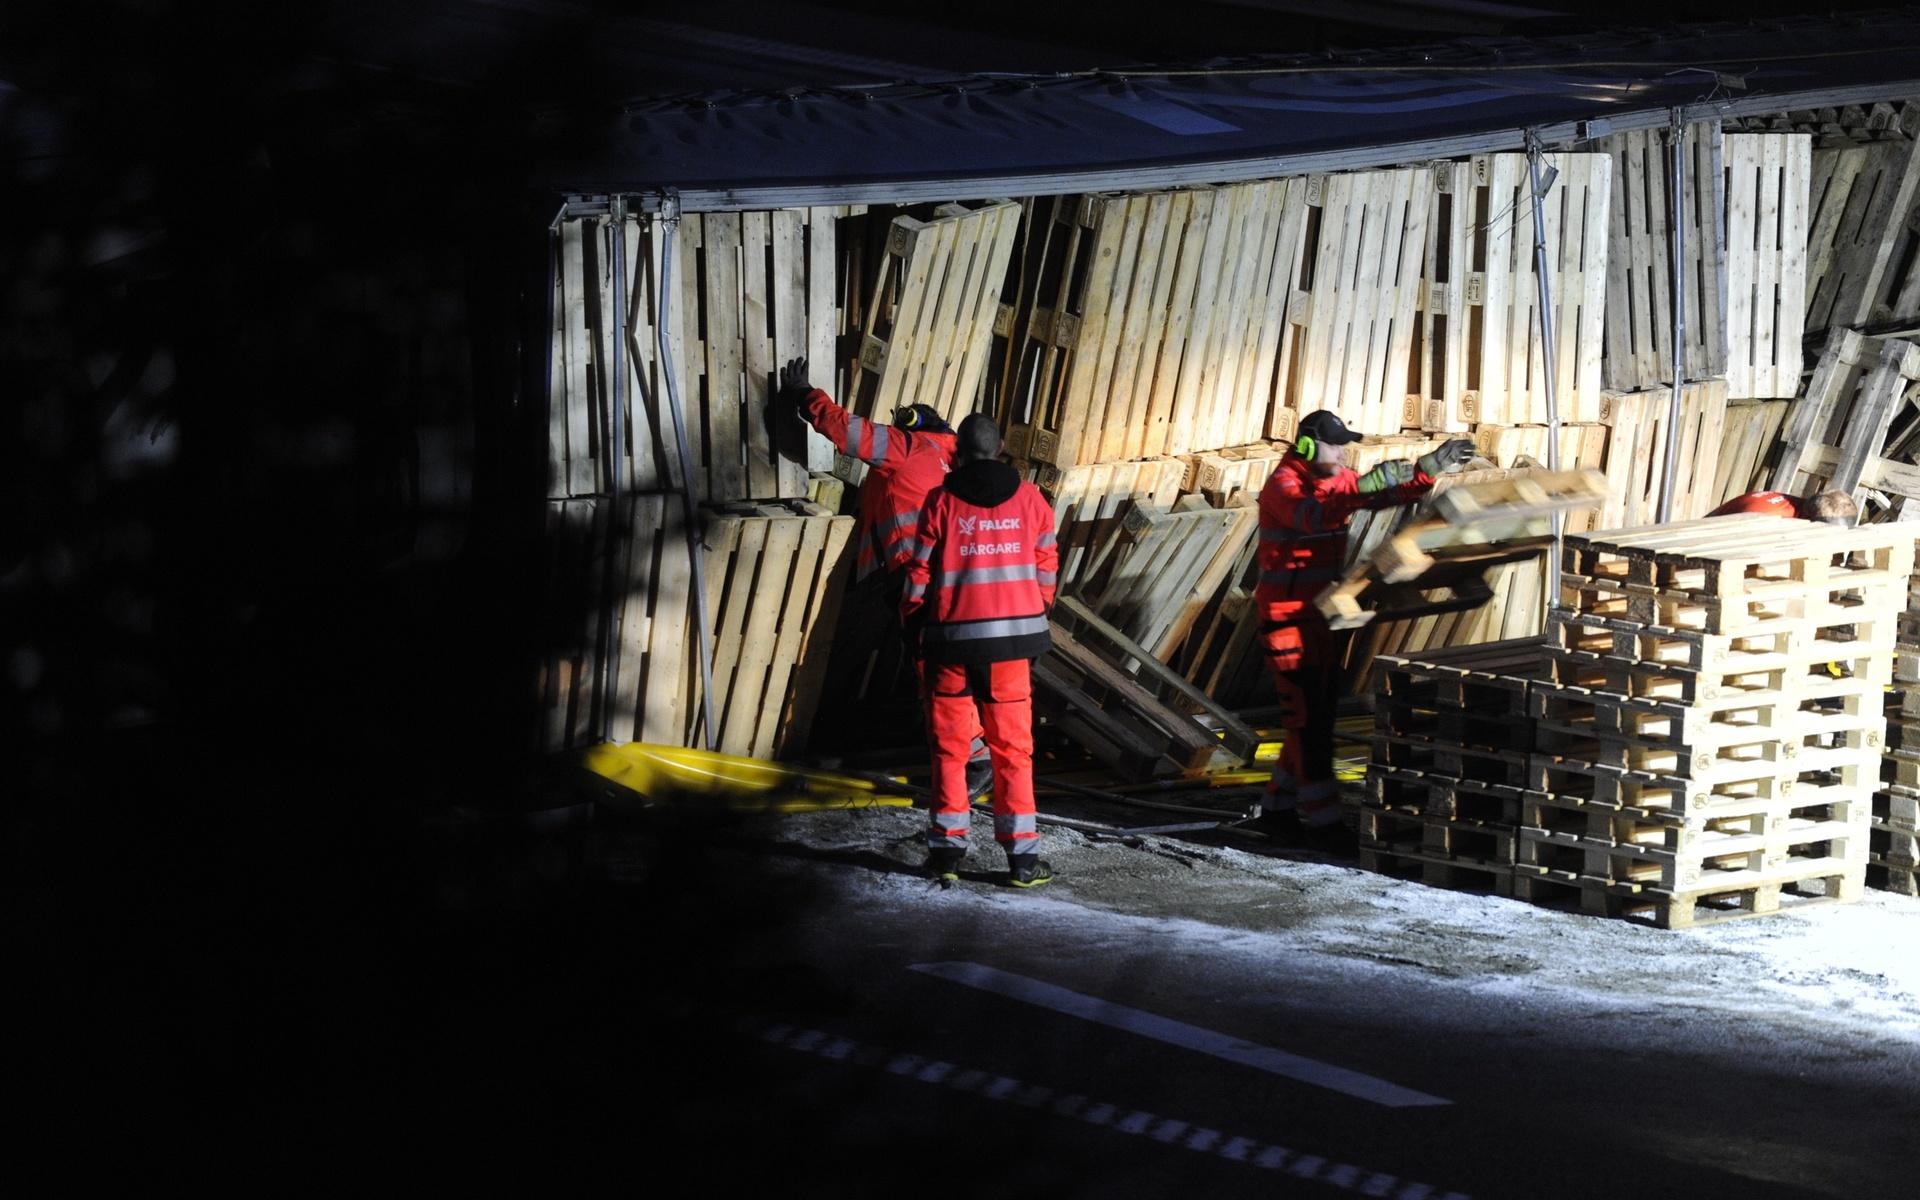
[361,816,1917,1199]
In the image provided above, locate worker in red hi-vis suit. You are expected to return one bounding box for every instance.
[901,414,1058,888]
[1256,411,1477,842]
[775,359,992,800]
[1709,489,1858,525]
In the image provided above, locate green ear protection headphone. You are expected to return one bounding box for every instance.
[1295,434,1317,462]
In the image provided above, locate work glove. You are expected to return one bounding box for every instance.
[1417,438,1477,476]
[1356,460,1414,494]
[775,357,814,425]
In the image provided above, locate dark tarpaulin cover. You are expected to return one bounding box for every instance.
[548,11,1920,196]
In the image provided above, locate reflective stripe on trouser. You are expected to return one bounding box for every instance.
[1297,781,1341,828]
[925,658,1037,859]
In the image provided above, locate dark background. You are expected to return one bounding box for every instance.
[4,0,1912,1168]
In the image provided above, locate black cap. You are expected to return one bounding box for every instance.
[1297,410,1364,446]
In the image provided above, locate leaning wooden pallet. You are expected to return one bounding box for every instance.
[1280,168,1431,438]
[1072,496,1261,657]
[1593,379,1730,528]
[553,209,841,503]
[1804,129,1920,339]
[1769,330,1920,499]
[1710,398,1794,506]
[1418,153,1611,431]
[676,503,856,759]
[844,202,1022,429]
[1033,456,1188,594]
[1597,124,1725,393]
[1518,518,1915,927]
[1722,133,1812,400]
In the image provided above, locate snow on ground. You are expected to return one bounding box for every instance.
[761,802,1920,1056]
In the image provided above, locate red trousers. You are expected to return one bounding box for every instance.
[924,659,1038,859]
[1261,619,1343,827]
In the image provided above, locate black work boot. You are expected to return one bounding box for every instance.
[927,847,966,883]
[1007,856,1054,889]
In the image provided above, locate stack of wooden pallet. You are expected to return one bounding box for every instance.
[1361,640,1547,893]
[1873,571,1920,895]
[1518,516,1912,926]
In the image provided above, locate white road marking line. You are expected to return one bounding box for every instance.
[909,961,1452,1109]
[746,1018,1470,1200]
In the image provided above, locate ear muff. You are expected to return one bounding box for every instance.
[894,406,922,430]
[1295,434,1317,462]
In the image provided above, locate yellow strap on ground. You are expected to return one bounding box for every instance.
[582,743,917,814]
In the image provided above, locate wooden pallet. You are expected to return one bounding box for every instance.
[1318,469,1605,631]
[1034,623,1240,779]
[1709,398,1793,508]
[1366,767,1529,824]
[1805,133,1920,339]
[1033,456,1187,593]
[1004,180,1311,465]
[1517,794,1867,893]
[1284,169,1431,437]
[1722,134,1811,399]
[1072,497,1261,658]
[1546,610,1897,686]
[1181,441,1288,503]
[1357,807,1518,867]
[1598,124,1725,393]
[1418,153,1611,430]
[1557,515,1918,634]
[1511,862,1860,929]
[1769,330,1920,500]
[560,209,840,503]
[845,201,1021,430]
[1469,423,1609,469]
[1593,380,1730,527]
[1357,844,1515,896]
[1530,676,1886,757]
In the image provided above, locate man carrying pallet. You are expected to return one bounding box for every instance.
[777,359,994,801]
[1257,411,1475,843]
[902,414,1059,888]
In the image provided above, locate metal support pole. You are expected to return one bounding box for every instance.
[656,196,720,750]
[1526,130,1564,623]
[599,199,630,742]
[1657,113,1689,523]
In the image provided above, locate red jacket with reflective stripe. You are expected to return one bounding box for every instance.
[803,388,957,580]
[902,460,1059,665]
[1254,451,1435,624]
[1709,490,1802,519]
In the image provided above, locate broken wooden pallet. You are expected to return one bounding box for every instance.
[1418,153,1612,431]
